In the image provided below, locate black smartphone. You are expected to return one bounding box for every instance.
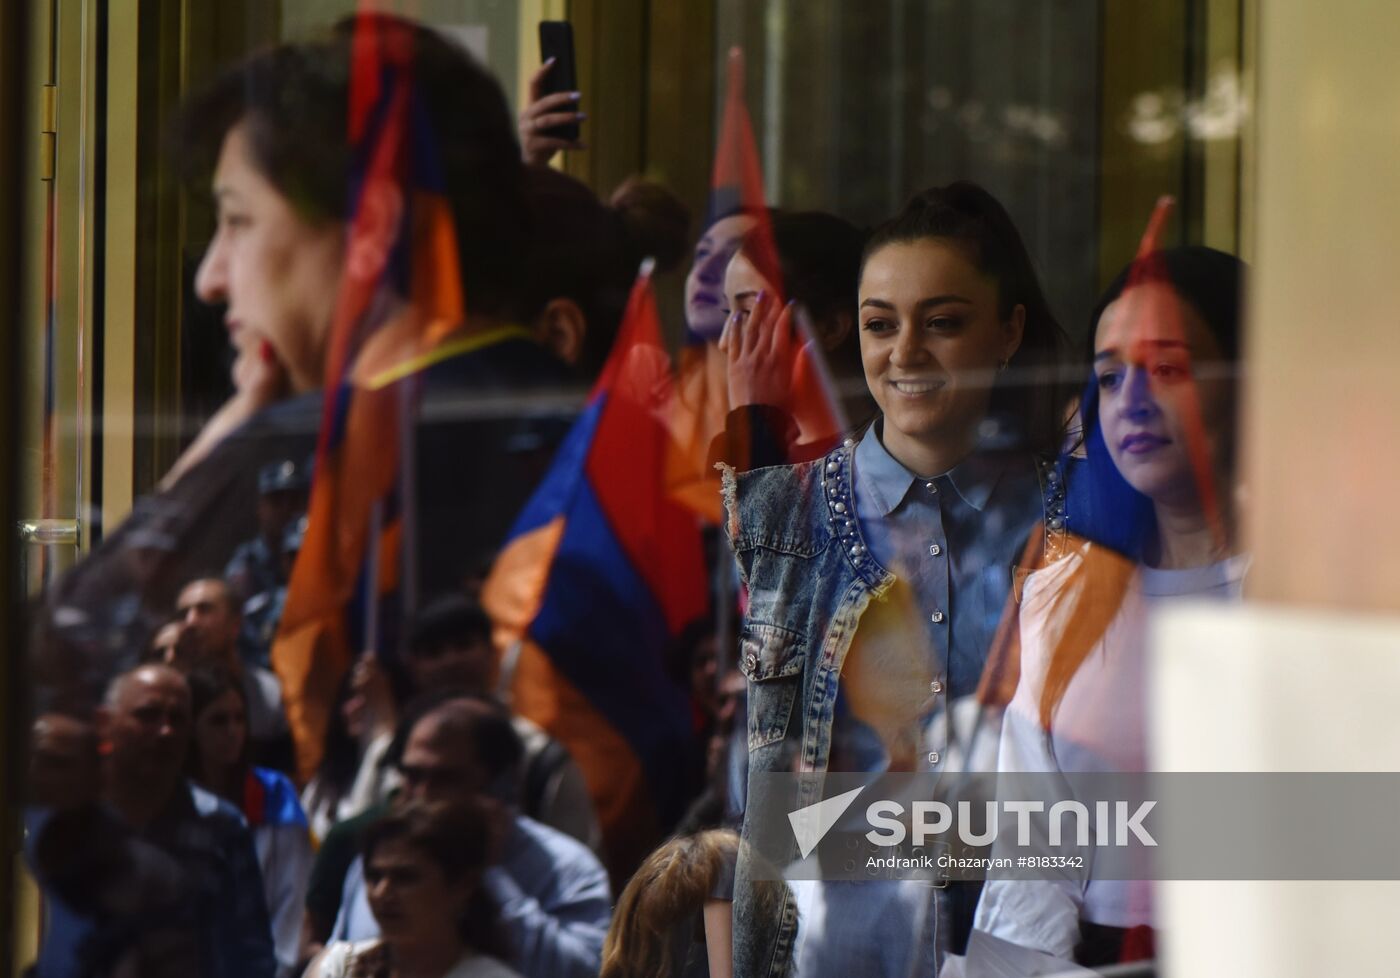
[537,20,580,141]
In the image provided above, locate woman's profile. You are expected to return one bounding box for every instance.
[971,246,1248,969]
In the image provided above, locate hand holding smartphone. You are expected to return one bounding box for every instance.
[518,20,585,165]
[537,21,580,140]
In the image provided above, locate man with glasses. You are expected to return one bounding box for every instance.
[305,695,610,978]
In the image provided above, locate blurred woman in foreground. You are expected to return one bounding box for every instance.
[972,247,1247,968]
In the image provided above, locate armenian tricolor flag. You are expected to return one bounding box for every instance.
[1117,196,1226,547]
[974,195,1227,726]
[484,264,708,879]
[273,11,472,783]
[668,48,843,522]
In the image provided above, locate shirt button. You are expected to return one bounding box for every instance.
[744,653,757,672]
[928,544,942,556]
[924,481,938,494]
[929,680,943,694]
[930,611,945,623]
[928,751,940,764]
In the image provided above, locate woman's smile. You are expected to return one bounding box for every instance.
[886,378,946,396]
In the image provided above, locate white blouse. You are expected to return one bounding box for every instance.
[312,940,524,978]
[973,544,1248,960]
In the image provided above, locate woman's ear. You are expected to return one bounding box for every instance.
[346,178,405,282]
[533,297,588,366]
[1003,303,1027,362]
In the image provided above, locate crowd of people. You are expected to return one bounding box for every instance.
[22,12,1247,978]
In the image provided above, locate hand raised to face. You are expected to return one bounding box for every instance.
[720,287,799,411]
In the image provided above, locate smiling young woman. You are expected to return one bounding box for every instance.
[856,183,1072,470]
[856,236,1025,475]
[721,182,1074,975]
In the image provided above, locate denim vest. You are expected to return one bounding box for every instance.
[721,438,1066,978]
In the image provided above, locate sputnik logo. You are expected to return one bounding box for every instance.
[787,786,865,859]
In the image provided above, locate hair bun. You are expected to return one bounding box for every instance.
[609,177,691,274]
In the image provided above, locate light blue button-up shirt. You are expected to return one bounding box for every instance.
[788,424,1045,977]
[853,420,1043,699]
[825,422,1043,776]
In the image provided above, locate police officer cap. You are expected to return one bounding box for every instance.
[258,459,309,494]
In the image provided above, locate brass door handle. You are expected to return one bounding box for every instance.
[17,519,80,593]
[17,519,79,546]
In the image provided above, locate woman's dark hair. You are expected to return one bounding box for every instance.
[518,167,690,378]
[610,176,692,272]
[172,14,529,319]
[1073,245,1247,559]
[1088,245,1244,361]
[862,181,1072,456]
[362,799,512,961]
[738,211,866,378]
[1032,246,1247,728]
[185,665,249,779]
[408,593,492,659]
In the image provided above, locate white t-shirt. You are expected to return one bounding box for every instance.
[974,545,1248,960]
[315,939,523,978]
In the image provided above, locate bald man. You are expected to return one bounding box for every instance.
[27,665,276,978]
[99,665,194,822]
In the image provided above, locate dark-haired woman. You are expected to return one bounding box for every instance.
[717,210,875,464]
[38,15,587,757]
[720,182,1073,977]
[306,800,523,978]
[301,668,401,842]
[687,210,762,343]
[520,167,690,380]
[969,247,1248,969]
[186,667,313,978]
